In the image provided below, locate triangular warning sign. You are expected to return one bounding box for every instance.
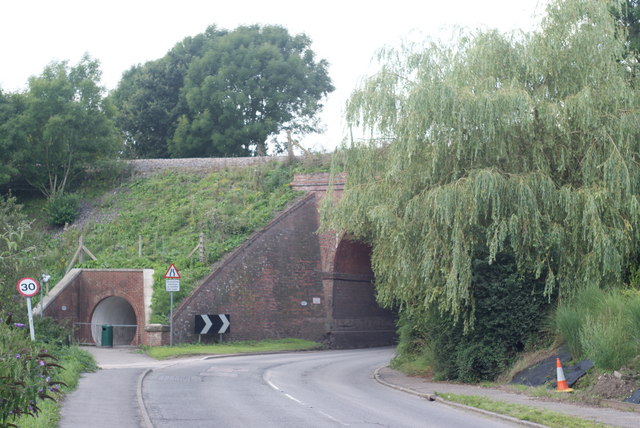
[164,264,181,279]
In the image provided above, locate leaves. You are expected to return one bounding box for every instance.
[323,0,640,324]
[10,55,120,197]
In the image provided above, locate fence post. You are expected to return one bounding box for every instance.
[199,233,205,263]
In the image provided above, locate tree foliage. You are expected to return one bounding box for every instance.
[10,55,119,197]
[0,90,25,187]
[172,25,334,157]
[112,24,333,158]
[612,0,640,56]
[110,27,225,158]
[323,0,640,327]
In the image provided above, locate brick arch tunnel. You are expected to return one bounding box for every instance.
[329,238,397,348]
[90,296,138,346]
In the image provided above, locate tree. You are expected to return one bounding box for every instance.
[110,27,227,158]
[612,0,640,56]
[11,55,120,197]
[169,25,334,157]
[0,90,25,186]
[323,0,640,327]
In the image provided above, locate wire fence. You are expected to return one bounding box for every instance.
[73,323,139,347]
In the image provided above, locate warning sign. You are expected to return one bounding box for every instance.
[164,264,181,279]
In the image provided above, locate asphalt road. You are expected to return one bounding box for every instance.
[143,347,518,427]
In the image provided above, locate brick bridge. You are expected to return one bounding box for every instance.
[40,172,397,348]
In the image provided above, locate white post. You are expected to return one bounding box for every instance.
[39,285,44,318]
[26,297,35,341]
[40,274,51,317]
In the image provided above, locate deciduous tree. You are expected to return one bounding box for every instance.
[323,0,640,327]
[170,25,333,157]
[12,55,119,197]
[110,27,227,158]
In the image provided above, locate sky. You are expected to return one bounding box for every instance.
[1,0,548,152]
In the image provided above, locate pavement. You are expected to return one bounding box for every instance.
[58,346,640,428]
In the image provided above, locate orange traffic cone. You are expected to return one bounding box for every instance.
[556,358,574,392]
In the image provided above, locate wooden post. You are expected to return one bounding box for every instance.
[287,130,294,160]
[188,233,206,263]
[199,233,205,263]
[138,235,142,257]
[65,235,97,273]
[78,236,84,264]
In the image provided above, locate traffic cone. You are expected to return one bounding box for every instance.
[556,358,574,392]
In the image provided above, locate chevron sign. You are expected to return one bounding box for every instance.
[195,314,230,335]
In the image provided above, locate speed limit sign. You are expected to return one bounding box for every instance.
[17,277,40,297]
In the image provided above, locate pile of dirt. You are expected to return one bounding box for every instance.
[587,371,640,401]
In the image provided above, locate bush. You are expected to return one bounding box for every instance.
[395,253,552,382]
[45,194,80,226]
[0,313,65,426]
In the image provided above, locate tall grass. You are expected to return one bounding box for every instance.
[555,285,640,370]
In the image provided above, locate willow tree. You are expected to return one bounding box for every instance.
[323,0,640,327]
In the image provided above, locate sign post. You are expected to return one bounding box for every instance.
[40,273,51,317]
[164,264,181,347]
[17,277,40,341]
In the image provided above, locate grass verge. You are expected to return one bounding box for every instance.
[145,338,323,359]
[436,392,610,428]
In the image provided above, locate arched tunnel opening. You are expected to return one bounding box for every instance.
[331,238,397,348]
[91,296,138,346]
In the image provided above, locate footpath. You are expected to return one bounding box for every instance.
[59,347,640,428]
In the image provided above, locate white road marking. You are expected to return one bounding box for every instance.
[265,375,350,426]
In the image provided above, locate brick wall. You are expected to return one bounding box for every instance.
[172,193,329,343]
[43,269,152,346]
[172,173,396,348]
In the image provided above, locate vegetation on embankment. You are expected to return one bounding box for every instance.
[145,338,323,359]
[23,157,330,323]
[555,285,640,372]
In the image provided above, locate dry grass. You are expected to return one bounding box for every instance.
[497,343,563,384]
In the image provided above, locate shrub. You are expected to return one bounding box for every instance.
[395,253,552,382]
[45,194,80,226]
[0,313,65,426]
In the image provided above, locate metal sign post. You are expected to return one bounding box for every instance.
[17,277,40,341]
[164,264,181,347]
[170,291,174,347]
[40,273,51,317]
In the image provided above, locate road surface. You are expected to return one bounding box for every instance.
[143,347,518,427]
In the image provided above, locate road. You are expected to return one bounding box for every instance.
[143,347,518,427]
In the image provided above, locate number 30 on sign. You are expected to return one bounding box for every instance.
[17,277,40,297]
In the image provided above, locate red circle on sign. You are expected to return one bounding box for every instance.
[17,277,40,297]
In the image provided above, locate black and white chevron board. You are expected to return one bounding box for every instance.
[195,314,230,335]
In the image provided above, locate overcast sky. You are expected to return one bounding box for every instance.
[1,0,548,152]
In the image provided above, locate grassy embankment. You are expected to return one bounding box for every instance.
[30,157,329,323]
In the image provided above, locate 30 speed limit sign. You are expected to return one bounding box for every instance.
[17,277,40,297]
